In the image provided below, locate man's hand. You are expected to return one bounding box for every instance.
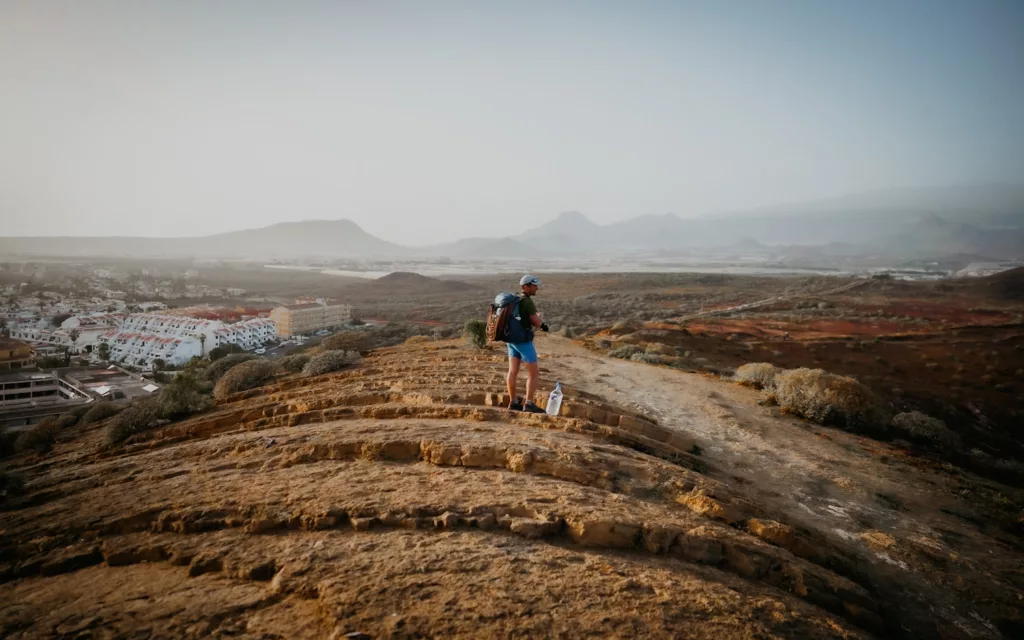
[540,323,550,332]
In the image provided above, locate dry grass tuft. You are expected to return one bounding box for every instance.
[734,363,779,390]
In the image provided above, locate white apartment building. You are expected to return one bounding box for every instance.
[97,313,277,367]
[100,331,202,368]
[8,313,121,355]
[209,318,277,351]
[13,311,277,369]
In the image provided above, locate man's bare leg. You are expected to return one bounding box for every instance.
[506,357,521,406]
[524,361,540,404]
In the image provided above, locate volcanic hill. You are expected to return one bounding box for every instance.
[1,337,1022,638]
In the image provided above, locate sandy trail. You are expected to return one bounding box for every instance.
[540,334,1023,638]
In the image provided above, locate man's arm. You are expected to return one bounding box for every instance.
[529,313,541,328]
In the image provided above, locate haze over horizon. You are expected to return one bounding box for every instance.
[2,1,1023,246]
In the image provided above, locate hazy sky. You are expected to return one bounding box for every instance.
[2,1,1023,245]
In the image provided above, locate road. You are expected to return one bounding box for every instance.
[676,277,871,322]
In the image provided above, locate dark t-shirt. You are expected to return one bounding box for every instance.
[518,294,537,341]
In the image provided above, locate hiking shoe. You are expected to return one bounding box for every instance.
[523,401,545,414]
[508,398,524,411]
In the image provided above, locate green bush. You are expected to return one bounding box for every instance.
[158,372,213,419]
[106,400,160,445]
[208,343,244,361]
[279,353,311,373]
[81,401,123,425]
[773,368,890,434]
[213,359,279,400]
[205,353,258,383]
[734,363,780,390]
[463,320,487,349]
[15,419,61,454]
[302,350,361,377]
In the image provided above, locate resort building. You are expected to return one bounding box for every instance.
[269,301,351,338]
[0,338,35,370]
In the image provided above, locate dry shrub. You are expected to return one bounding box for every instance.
[0,470,25,503]
[53,412,81,430]
[773,368,890,434]
[630,352,672,365]
[891,411,961,451]
[322,325,431,355]
[321,331,374,353]
[610,320,639,333]
[279,353,311,373]
[106,400,160,445]
[205,353,258,383]
[157,371,213,419]
[302,350,361,377]
[214,359,279,400]
[14,419,61,454]
[608,345,642,359]
[81,401,123,425]
[645,343,676,356]
[734,363,779,390]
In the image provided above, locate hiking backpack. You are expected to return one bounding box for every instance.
[486,293,531,343]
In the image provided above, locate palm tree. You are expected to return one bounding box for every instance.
[198,333,206,357]
[97,342,110,361]
[68,328,80,355]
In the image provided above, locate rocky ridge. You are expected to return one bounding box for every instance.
[1,338,1021,638]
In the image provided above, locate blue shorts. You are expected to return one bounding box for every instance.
[507,341,538,364]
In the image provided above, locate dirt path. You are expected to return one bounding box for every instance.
[540,334,1024,638]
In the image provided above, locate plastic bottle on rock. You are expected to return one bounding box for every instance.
[546,382,563,416]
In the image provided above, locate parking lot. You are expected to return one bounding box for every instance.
[261,335,325,359]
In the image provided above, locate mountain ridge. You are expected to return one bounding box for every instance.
[2,184,1022,260]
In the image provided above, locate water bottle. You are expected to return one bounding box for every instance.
[546,382,563,416]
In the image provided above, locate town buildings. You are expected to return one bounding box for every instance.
[9,313,122,355]
[269,301,351,338]
[0,338,35,370]
[9,309,277,369]
[100,314,277,367]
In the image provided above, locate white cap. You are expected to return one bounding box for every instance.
[519,274,540,286]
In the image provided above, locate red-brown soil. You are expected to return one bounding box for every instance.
[587,277,1024,469]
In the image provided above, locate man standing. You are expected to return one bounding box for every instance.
[507,275,548,412]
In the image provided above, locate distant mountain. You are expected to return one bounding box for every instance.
[880,214,1024,259]
[199,220,404,258]
[980,266,1024,299]
[516,211,603,252]
[2,183,1021,261]
[420,237,545,259]
[0,219,406,259]
[497,184,1024,257]
[340,271,482,299]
